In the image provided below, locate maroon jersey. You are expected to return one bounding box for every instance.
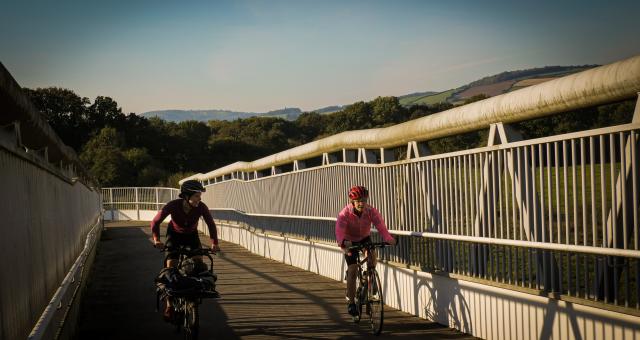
[151,199,218,245]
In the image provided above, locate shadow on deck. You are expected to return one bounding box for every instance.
[75,222,475,339]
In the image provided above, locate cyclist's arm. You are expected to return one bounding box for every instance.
[335,213,349,248]
[200,203,219,247]
[370,207,395,244]
[150,203,172,243]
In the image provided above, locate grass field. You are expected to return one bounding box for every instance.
[405,89,457,106]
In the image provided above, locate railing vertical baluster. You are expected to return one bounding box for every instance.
[621,132,628,252]
[609,133,617,305]
[631,131,640,308]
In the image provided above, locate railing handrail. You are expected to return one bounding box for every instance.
[210,208,640,258]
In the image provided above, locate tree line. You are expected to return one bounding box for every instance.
[24,87,635,188]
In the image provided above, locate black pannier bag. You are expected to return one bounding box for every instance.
[155,267,217,297]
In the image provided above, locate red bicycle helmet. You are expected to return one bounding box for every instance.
[348,185,369,200]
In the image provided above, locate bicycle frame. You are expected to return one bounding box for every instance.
[348,242,388,335]
[158,246,216,340]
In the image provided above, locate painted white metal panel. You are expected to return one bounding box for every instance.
[0,148,101,340]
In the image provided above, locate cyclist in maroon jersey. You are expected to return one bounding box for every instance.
[151,179,220,320]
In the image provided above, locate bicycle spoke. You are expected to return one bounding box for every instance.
[184,301,199,340]
[368,271,384,335]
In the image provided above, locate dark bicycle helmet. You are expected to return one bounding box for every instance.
[348,185,369,200]
[179,180,206,198]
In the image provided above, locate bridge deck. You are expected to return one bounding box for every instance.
[76,222,474,339]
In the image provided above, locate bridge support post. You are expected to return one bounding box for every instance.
[633,92,640,123]
[343,149,357,163]
[358,148,377,164]
[293,160,306,171]
[595,94,640,301]
[109,188,114,220]
[135,188,140,221]
[322,152,338,165]
[380,148,394,163]
[406,141,431,159]
[486,122,561,292]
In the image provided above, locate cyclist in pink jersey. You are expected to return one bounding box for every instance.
[335,185,396,316]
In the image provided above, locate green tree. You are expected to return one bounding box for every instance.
[122,147,168,186]
[294,112,326,143]
[87,96,126,129]
[23,87,90,150]
[80,127,129,186]
[169,120,213,173]
[158,172,196,188]
[371,96,407,126]
[325,101,372,135]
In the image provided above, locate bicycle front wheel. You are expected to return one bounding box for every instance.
[367,270,384,335]
[184,301,200,340]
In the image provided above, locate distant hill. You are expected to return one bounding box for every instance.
[141,107,302,122]
[398,91,438,106]
[401,64,598,107]
[313,105,345,114]
[141,64,600,122]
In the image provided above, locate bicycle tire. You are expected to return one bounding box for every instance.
[173,298,184,333]
[184,301,200,340]
[353,285,363,323]
[367,270,384,335]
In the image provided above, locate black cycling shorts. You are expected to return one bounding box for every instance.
[344,236,371,265]
[165,229,202,260]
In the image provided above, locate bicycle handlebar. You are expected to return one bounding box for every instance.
[347,242,391,252]
[157,245,216,256]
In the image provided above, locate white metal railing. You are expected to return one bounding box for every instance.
[1,133,101,340]
[190,55,640,314]
[101,187,179,220]
[202,121,640,310]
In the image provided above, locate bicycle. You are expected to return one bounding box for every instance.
[347,242,389,335]
[155,245,219,340]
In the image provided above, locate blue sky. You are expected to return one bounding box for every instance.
[1,0,639,114]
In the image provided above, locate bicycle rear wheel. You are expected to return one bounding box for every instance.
[184,301,200,340]
[173,298,184,333]
[353,284,364,323]
[367,270,384,335]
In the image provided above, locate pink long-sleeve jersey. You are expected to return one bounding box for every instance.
[335,204,394,247]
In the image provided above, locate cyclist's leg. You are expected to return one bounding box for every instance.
[346,264,358,301]
[165,229,181,268]
[187,234,207,272]
[163,231,186,317]
[344,250,359,314]
[369,249,377,268]
[350,236,372,297]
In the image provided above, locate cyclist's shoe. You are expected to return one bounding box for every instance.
[347,302,358,316]
[203,289,221,299]
[163,305,173,322]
